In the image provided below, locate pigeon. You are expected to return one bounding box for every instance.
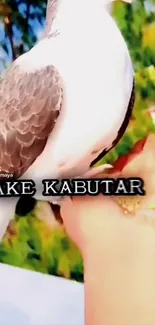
[0,0,134,239]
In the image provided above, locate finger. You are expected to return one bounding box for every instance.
[60,197,74,227]
[60,197,80,241]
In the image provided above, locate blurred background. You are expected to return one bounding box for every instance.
[0,0,155,281]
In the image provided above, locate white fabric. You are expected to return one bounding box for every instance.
[0,263,84,325]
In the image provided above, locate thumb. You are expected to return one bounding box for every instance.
[60,197,83,247]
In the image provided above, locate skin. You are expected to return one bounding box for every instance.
[61,195,155,325]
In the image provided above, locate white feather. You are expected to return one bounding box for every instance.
[0,0,134,236]
[22,1,133,186]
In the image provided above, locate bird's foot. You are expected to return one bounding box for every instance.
[81,164,113,179]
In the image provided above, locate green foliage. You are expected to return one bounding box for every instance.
[101,0,155,165]
[0,214,84,281]
[113,0,155,69]
[0,0,155,281]
[0,0,46,64]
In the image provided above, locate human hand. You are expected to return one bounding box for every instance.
[61,194,155,325]
[60,135,155,264]
[60,135,155,325]
[60,194,155,267]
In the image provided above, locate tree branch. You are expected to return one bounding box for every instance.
[4,15,16,61]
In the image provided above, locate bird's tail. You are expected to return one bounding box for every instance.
[0,197,18,241]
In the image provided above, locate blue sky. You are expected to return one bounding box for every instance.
[0,0,155,72]
[0,2,45,71]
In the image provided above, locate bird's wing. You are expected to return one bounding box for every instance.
[90,80,135,167]
[0,63,63,178]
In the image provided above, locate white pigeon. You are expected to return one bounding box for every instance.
[0,0,134,240]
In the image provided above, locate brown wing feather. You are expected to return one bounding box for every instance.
[0,64,63,178]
